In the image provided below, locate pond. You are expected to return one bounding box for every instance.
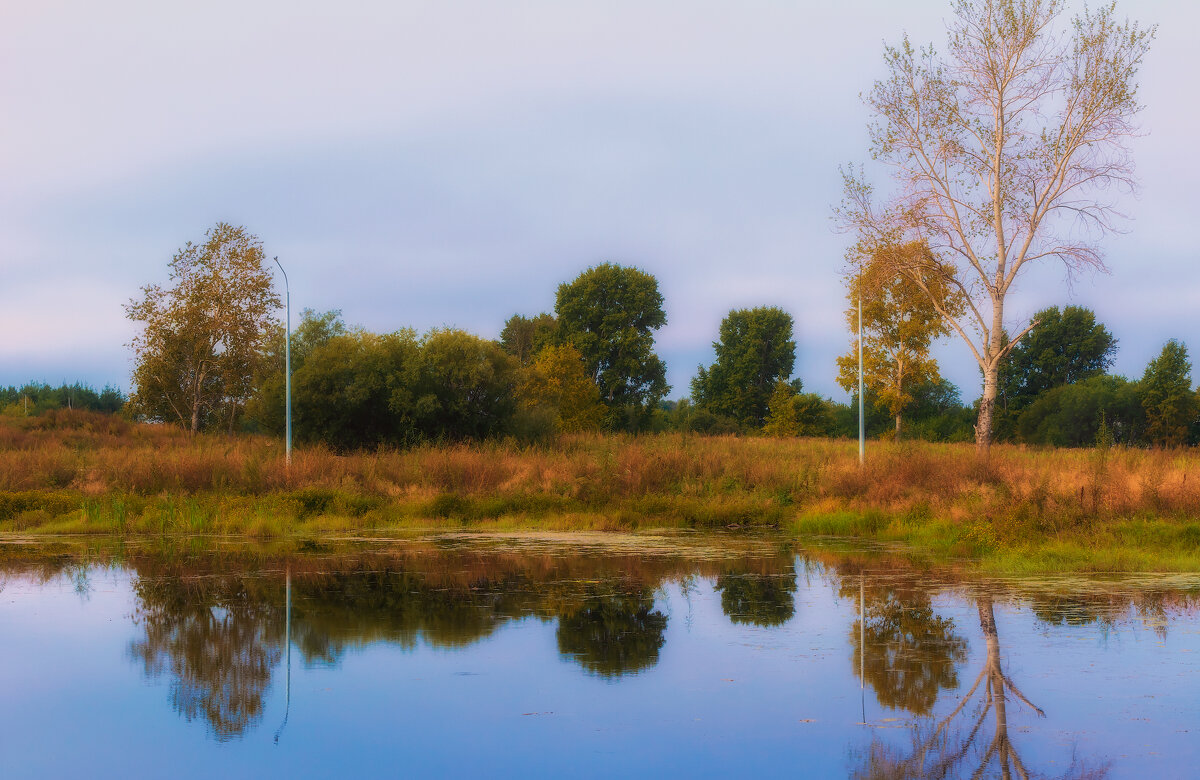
[1,533,1198,778]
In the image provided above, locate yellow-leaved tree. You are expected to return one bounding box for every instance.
[126,223,280,433]
[519,344,606,433]
[836,243,962,439]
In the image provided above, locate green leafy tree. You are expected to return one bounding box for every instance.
[793,392,839,437]
[692,307,796,426]
[292,330,421,450]
[413,329,520,441]
[836,243,960,440]
[762,380,801,436]
[553,263,669,430]
[997,306,1117,436]
[499,313,557,365]
[762,380,841,438]
[247,309,347,434]
[1141,340,1197,447]
[903,379,975,443]
[1016,374,1144,447]
[273,325,525,449]
[126,223,280,433]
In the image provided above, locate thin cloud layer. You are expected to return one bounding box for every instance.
[1,0,1192,397]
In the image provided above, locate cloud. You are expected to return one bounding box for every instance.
[2,0,1193,400]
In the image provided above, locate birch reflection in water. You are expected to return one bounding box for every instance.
[128,576,284,741]
[850,594,1109,780]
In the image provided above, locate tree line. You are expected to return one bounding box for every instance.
[1,382,126,417]
[120,227,673,447]
[103,222,1199,451]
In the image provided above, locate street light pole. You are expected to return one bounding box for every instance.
[274,257,292,467]
[858,279,865,467]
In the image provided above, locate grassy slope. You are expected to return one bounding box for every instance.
[2,410,1199,573]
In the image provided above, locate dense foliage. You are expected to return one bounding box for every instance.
[499,313,556,366]
[692,307,796,427]
[996,306,1118,438]
[1141,340,1198,447]
[553,263,669,431]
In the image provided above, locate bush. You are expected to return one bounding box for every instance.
[686,409,741,435]
[1016,375,1144,447]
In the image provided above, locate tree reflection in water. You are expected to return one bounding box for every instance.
[850,594,1109,780]
[121,549,727,737]
[17,539,1177,754]
[288,571,515,664]
[846,575,968,716]
[556,588,668,678]
[715,563,798,627]
[128,577,283,741]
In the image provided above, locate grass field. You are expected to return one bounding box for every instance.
[2,409,1199,573]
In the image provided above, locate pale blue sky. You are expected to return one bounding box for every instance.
[1,0,1194,400]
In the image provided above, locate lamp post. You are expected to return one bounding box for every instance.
[274,257,292,467]
[858,276,865,467]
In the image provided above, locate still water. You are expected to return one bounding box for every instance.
[1,533,1198,778]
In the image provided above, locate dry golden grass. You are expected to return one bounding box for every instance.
[3,410,1200,572]
[5,411,1198,515]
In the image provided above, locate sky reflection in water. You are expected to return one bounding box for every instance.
[1,535,1198,778]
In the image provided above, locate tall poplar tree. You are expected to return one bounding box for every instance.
[840,0,1154,452]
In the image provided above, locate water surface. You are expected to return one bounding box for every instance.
[1,533,1197,778]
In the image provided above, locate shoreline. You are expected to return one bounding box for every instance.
[2,493,1199,574]
[4,414,1200,574]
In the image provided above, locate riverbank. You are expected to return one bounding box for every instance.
[2,410,1199,573]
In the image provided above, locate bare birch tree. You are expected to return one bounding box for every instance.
[839,0,1154,452]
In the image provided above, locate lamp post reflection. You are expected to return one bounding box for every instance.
[860,573,866,725]
[274,566,291,744]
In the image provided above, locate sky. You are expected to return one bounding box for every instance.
[2,0,1196,401]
